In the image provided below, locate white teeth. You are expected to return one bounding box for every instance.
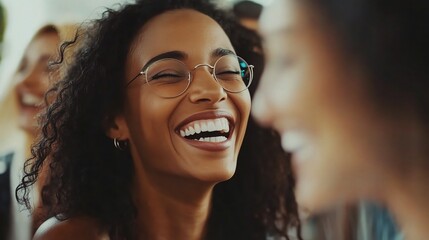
[281,131,308,152]
[179,117,230,139]
[22,93,42,106]
[201,121,208,132]
[189,126,195,135]
[215,119,223,130]
[194,123,201,134]
[196,136,227,143]
[207,121,216,131]
[282,131,316,162]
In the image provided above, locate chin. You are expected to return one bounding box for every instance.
[195,167,236,184]
[297,179,355,214]
[18,120,38,137]
[295,181,332,213]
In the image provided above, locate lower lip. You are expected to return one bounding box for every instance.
[19,103,40,115]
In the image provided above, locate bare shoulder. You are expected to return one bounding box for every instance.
[33,216,110,240]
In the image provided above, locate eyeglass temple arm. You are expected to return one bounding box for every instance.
[126,70,145,87]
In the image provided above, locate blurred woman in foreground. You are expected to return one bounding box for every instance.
[253,0,429,239]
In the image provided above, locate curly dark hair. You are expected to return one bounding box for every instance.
[16,0,301,239]
[233,1,263,20]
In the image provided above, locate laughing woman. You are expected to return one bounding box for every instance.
[16,1,301,239]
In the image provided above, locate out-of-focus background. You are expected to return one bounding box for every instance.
[0,0,270,102]
[0,0,133,103]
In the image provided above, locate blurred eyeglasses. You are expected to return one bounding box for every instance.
[126,54,254,98]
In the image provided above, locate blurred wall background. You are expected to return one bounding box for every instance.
[0,0,134,101]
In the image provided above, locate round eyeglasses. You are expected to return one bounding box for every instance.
[126,54,254,98]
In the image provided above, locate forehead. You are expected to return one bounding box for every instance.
[27,32,59,53]
[130,9,234,58]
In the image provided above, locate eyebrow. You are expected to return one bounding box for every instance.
[142,51,187,71]
[212,48,235,57]
[141,48,235,71]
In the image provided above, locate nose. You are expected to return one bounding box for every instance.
[188,65,227,104]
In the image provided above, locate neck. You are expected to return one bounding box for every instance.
[133,168,214,240]
[386,169,429,240]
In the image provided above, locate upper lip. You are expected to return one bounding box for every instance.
[175,110,235,134]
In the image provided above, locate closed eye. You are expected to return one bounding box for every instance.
[148,70,188,85]
[216,70,242,81]
[151,73,183,80]
[216,70,240,75]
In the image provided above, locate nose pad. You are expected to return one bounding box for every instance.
[188,65,227,104]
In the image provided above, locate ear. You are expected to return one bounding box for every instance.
[105,114,130,140]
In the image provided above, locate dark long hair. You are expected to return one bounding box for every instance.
[16,1,301,239]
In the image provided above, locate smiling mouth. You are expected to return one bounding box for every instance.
[178,117,231,143]
[19,92,43,108]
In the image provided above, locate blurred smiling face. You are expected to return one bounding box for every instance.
[14,30,60,136]
[114,9,251,184]
[252,0,391,212]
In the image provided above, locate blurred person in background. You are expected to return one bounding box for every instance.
[0,23,77,240]
[253,0,427,239]
[0,2,12,239]
[0,1,132,240]
[16,0,302,239]
[232,0,263,32]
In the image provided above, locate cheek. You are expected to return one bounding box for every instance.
[39,75,51,92]
[126,93,184,172]
[235,91,251,122]
[231,91,251,143]
[125,90,174,144]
